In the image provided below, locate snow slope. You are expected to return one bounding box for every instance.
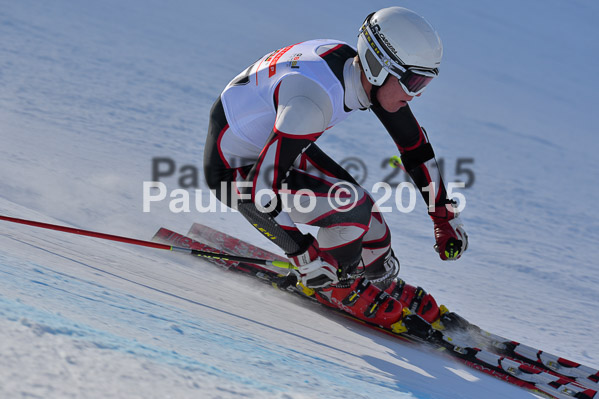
[1,0,598,397]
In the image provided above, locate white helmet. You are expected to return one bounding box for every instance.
[357,7,443,95]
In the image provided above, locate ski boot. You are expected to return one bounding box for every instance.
[384,279,441,324]
[311,275,443,337]
[363,249,400,290]
[314,277,406,329]
[381,279,443,338]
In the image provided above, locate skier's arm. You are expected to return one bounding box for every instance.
[372,104,468,260]
[237,74,333,254]
[371,104,448,209]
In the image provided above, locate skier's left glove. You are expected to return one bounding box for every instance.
[430,201,468,261]
[287,235,339,289]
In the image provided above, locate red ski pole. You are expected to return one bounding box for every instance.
[0,215,296,270]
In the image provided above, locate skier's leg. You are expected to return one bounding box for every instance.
[203,98,237,207]
[285,145,440,326]
[283,157,373,277]
[203,98,252,208]
[290,144,399,285]
[360,212,400,289]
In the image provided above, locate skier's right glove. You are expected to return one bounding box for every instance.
[287,235,339,289]
[430,201,469,261]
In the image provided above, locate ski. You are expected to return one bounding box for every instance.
[152,225,598,399]
[429,321,598,399]
[435,312,599,392]
[185,220,597,389]
[186,223,287,263]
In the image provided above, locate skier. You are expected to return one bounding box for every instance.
[204,7,468,328]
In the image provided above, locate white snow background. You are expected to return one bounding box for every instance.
[1,0,598,398]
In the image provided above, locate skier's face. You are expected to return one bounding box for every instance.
[377,77,420,113]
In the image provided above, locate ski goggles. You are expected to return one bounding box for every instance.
[360,22,438,96]
[395,67,438,96]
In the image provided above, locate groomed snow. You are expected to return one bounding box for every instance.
[1,1,597,398]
